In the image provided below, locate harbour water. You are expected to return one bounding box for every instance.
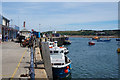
[66,37,119,78]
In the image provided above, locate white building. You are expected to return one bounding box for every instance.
[20,28,30,38]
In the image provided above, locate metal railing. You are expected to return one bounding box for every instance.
[29,47,35,80]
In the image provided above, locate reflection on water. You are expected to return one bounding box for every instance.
[65,38,119,78]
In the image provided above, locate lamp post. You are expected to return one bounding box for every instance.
[39,24,41,32]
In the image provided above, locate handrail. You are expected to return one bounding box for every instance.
[29,47,35,80]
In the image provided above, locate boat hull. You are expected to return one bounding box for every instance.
[64,41,71,45]
[97,39,111,42]
[52,63,71,79]
[89,42,95,45]
[116,39,120,41]
[92,38,100,40]
[64,51,69,55]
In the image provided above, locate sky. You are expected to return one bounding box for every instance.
[2,2,118,32]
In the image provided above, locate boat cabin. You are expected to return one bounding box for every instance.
[48,42,54,47]
[50,47,65,65]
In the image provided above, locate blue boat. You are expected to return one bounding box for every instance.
[49,41,71,79]
[116,38,120,41]
[64,36,71,45]
[97,39,111,42]
[64,40,71,45]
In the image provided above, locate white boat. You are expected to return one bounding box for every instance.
[48,41,71,78]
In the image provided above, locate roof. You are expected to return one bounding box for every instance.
[2,16,10,22]
[20,28,30,32]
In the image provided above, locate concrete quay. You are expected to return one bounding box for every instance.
[34,47,48,80]
[1,42,30,79]
[1,41,51,80]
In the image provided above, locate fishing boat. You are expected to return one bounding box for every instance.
[116,38,120,41]
[49,41,71,79]
[97,39,111,42]
[88,41,95,45]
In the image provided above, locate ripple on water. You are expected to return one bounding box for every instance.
[67,38,118,78]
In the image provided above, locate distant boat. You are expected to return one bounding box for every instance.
[92,36,100,40]
[64,40,71,45]
[88,41,95,45]
[117,48,120,53]
[116,38,120,41]
[97,39,111,42]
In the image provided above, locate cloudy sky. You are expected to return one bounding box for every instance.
[2,2,118,32]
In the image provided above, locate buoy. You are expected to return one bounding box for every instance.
[64,69,68,73]
[66,66,69,69]
[117,48,120,53]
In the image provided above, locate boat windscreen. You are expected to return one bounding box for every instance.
[50,43,53,45]
[50,51,52,53]
[60,50,64,53]
[54,51,59,53]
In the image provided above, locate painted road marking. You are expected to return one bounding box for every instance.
[10,50,27,80]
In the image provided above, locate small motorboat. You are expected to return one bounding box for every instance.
[88,41,95,45]
[97,39,111,42]
[64,37,71,45]
[116,38,120,41]
[117,48,120,53]
[64,40,71,45]
[92,36,100,40]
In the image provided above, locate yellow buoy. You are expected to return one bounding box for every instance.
[117,48,120,53]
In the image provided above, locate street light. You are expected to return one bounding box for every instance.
[39,24,41,32]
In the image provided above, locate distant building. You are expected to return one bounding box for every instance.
[52,31,56,34]
[1,15,20,42]
[96,31,105,36]
[20,28,30,38]
[2,16,10,41]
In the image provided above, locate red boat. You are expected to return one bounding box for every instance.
[88,41,95,45]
